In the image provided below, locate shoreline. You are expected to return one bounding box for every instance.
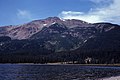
[99,76,120,80]
[0,63,120,67]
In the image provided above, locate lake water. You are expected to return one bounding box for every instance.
[0,64,120,80]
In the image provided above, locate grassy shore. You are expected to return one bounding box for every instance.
[46,62,120,66]
[10,63,120,67]
[1,62,120,67]
[73,64,120,67]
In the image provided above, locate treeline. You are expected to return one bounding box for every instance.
[0,49,120,64]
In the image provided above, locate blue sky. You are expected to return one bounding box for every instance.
[0,0,120,26]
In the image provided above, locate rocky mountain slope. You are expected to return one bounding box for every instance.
[0,17,89,40]
[0,17,120,54]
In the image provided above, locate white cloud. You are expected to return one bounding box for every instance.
[59,11,101,23]
[61,11,84,15]
[17,9,32,20]
[90,0,111,4]
[59,0,120,24]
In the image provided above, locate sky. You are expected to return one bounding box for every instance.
[0,0,120,26]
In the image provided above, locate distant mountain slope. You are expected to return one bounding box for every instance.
[0,17,120,63]
[0,17,90,39]
[0,17,119,54]
[79,23,120,51]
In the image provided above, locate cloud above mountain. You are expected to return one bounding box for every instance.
[90,0,111,4]
[59,0,120,24]
[17,9,32,20]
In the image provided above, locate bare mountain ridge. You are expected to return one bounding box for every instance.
[0,17,119,53]
[0,17,120,63]
[0,17,90,40]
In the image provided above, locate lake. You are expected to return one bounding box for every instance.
[0,64,120,80]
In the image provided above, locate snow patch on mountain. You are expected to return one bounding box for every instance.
[43,23,47,26]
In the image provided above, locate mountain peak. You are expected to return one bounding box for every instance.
[45,17,61,20]
[0,17,119,40]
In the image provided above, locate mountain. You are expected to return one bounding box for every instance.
[0,17,120,63]
[0,17,93,52]
[66,23,120,64]
[0,17,89,40]
[79,23,120,51]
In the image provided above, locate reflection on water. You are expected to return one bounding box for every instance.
[0,64,120,80]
